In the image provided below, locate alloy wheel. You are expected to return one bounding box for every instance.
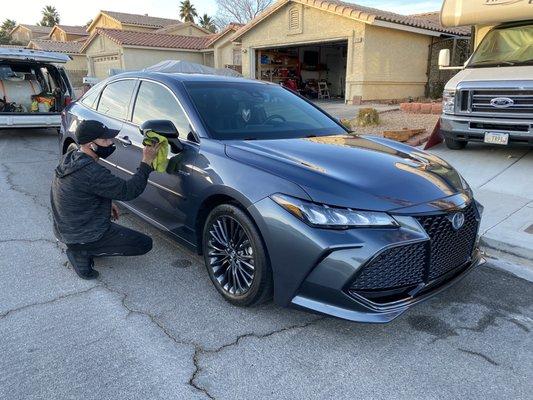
[207,216,255,296]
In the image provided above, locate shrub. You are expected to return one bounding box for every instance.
[355,108,380,127]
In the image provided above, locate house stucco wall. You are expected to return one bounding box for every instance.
[238,4,366,101]
[122,47,204,70]
[214,36,240,68]
[88,14,122,34]
[359,24,432,100]
[84,34,123,78]
[10,27,33,44]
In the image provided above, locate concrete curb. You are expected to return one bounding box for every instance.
[480,235,533,264]
[481,246,533,283]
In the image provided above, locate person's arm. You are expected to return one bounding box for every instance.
[89,162,152,201]
[88,142,161,201]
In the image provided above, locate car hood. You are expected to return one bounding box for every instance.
[225,135,469,212]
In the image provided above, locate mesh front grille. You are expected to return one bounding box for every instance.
[416,203,479,280]
[350,242,426,290]
[349,203,479,295]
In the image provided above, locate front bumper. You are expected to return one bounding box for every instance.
[440,114,533,145]
[248,196,483,323]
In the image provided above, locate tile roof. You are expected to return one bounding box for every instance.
[206,23,245,46]
[154,22,210,34]
[19,24,53,35]
[29,39,85,54]
[101,10,180,28]
[409,11,471,36]
[233,0,471,39]
[54,25,89,36]
[90,28,213,50]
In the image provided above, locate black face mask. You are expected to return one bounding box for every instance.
[91,143,116,159]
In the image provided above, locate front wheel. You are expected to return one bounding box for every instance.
[445,137,467,150]
[202,204,273,307]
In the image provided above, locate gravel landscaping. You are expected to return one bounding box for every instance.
[347,110,440,137]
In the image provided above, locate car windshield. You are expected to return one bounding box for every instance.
[468,24,533,68]
[184,81,345,140]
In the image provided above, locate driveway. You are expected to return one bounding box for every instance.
[0,129,532,400]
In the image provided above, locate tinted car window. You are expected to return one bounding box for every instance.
[132,81,190,137]
[97,80,136,120]
[80,85,102,109]
[184,82,344,140]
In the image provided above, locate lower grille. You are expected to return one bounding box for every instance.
[416,203,479,280]
[348,203,479,301]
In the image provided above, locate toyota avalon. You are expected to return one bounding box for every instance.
[59,72,484,323]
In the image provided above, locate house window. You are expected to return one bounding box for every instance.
[232,48,242,66]
[288,7,299,31]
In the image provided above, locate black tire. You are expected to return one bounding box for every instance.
[445,137,467,150]
[202,204,273,307]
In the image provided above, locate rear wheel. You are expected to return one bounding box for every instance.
[202,204,273,307]
[444,137,467,150]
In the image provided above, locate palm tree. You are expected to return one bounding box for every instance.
[198,14,216,33]
[0,19,17,44]
[179,0,198,23]
[39,5,60,27]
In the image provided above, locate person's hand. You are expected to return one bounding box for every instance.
[142,142,162,165]
[111,203,120,221]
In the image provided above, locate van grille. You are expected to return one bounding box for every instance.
[459,89,533,117]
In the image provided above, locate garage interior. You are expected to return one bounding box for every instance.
[255,40,347,101]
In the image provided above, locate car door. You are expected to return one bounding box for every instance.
[124,79,200,239]
[93,78,138,174]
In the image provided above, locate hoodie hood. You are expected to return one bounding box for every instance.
[55,149,94,178]
[225,135,470,212]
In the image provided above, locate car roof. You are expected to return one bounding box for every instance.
[109,71,271,85]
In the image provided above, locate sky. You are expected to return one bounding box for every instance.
[2,0,444,26]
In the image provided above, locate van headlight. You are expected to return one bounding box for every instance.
[442,90,456,115]
[271,194,399,229]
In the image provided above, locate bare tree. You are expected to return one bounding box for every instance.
[215,0,273,27]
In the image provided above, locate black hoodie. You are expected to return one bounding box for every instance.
[50,149,152,244]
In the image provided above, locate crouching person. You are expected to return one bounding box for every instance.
[50,120,161,279]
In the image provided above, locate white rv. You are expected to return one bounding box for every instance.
[439,0,533,149]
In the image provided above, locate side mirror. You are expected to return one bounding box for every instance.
[438,49,451,68]
[139,119,179,139]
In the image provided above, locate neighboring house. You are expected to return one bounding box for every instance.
[10,24,52,44]
[87,10,185,34]
[155,22,212,37]
[205,23,245,71]
[81,28,213,79]
[231,0,470,102]
[27,39,88,87]
[48,25,89,42]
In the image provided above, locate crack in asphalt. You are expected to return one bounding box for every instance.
[97,277,326,400]
[0,285,99,321]
[458,348,500,366]
[0,162,53,222]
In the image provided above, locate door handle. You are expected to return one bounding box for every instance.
[117,135,132,147]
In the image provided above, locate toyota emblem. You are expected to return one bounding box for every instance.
[449,213,465,230]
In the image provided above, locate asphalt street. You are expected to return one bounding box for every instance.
[1,129,532,400]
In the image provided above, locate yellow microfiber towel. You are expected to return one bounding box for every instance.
[142,130,169,173]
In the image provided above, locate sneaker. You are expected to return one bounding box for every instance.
[66,249,99,280]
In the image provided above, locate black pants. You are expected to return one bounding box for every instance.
[67,223,153,260]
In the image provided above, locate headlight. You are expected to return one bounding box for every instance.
[271,194,399,229]
[442,90,455,115]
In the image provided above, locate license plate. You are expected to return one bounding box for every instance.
[484,132,509,145]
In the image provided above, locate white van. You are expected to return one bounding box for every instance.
[438,0,533,149]
[0,48,75,130]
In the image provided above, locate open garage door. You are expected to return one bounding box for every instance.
[255,41,347,102]
[92,54,121,80]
